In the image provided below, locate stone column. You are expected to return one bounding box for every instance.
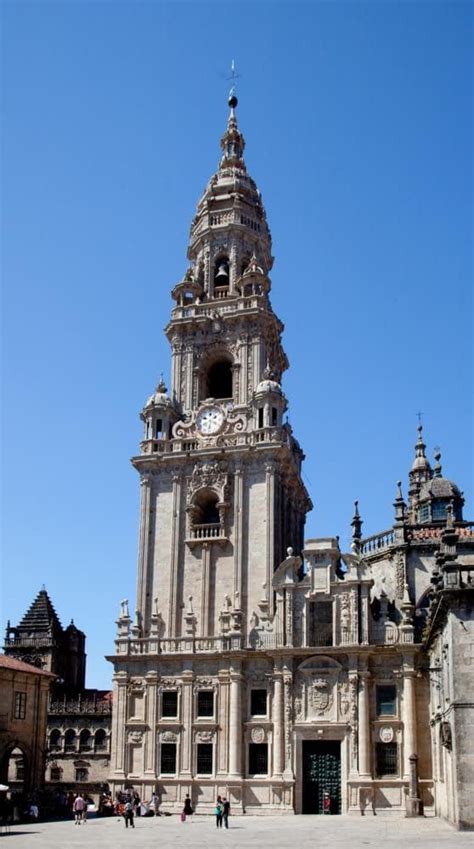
[168,473,182,637]
[358,671,371,777]
[144,673,158,776]
[200,543,211,637]
[185,347,193,411]
[180,670,194,777]
[240,337,248,404]
[111,672,128,777]
[360,585,370,645]
[282,665,294,780]
[171,342,183,405]
[136,474,152,622]
[265,462,275,614]
[402,665,417,779]
[272,661,284,777]
[233,465,243,604]
[228,663,242,777]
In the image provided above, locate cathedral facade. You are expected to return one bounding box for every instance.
[107,94,474,826]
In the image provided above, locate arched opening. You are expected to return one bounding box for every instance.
[79,729,91,752]
[214,256,229,291]
[203,359,233,400]
[7,747,25,786]
[64,729,76,752]
[195,491,220,525]
[94,729,107,752]
[49,729,61,751]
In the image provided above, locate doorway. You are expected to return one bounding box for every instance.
[302,740,341,814]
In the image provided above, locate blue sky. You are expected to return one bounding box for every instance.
[2,1,472,688]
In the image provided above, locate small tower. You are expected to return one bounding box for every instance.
[408,425,432,521]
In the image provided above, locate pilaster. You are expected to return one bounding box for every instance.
[168,473,182,637]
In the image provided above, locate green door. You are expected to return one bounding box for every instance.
[302,740,341,814]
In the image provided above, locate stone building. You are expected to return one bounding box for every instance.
[3,590,112,798]
[0,654,55,794]
[101,91,473,825]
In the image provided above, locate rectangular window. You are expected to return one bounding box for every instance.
[50,767,62,782]
[162,691,178,718]
[249,743,268,775]
[75,767,88,782]
[376,685,397,716]
[271,407,277,426]
[160,743,177,774]
[376,742,398,777]
[308,601,333,646]
[250,689,267,716]
[196,743,213,775]
[258,408,264,429]
[14,692,27,720]
[197,690,214,717]
[156,419,163,437]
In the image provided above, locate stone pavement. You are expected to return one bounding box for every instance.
[0,815,471,849]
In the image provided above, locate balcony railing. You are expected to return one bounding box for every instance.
[361,529,395,554]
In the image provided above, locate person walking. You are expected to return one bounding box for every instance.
[73,794,85,825]
[222,798,230,829]
[323,791,331,814]
[123,800,135,828]
[183,794,193,818]
[214,795,223,828]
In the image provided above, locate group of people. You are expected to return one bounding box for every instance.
[214,796,231,828]
[180,794,231,828]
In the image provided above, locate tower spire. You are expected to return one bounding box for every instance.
[408,424,432,520]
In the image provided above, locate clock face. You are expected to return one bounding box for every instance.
[196,406,224,435]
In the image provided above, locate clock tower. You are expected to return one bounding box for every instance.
[109,91,311,811]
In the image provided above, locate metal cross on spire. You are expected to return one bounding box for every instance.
[227,59,241,98]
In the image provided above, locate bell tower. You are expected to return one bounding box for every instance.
[132,92,311,641]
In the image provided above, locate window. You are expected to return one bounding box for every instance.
[196,743,213,774]
[49,729,61,751]
[160,743,177,774]
[376,685,397,716]
[15,758,25,781]
[155,419,163,438]
[75,767,89,782]
[65,729,76,751]
[271,407,278,426]
[79,729,92,751]
[50,766,62,782]
[258,408,264,429]
[251,689,267,716]
[376,743,398,777]
[94,729,107,751]
[417,503,430,523]
[432,499,449,521]
[206,360,232,399]
[162,691,178,718]
[308,601,333,647]
[197,691,214,717]
[14,692,26,720]
[249,744,268,775]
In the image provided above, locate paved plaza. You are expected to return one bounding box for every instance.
[0,815,471,849]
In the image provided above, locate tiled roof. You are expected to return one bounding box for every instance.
[0,654,56,677]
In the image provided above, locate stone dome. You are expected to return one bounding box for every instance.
[418,476,462,501]
[145,379,173,410]
[255,378,282,395]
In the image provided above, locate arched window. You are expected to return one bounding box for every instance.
[75,767,89,782]
[214,256,229,288]
[195,491,220,526]
[64,729,76,751]
[206,360,233,400]
[49,729,61,751]
[79,729,91,751]
[95,729,107,751]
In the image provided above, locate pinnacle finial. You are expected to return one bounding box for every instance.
[351,500,363,545]
[434,448,442,477]
[156,373,167,393]
[228,59,239,110]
